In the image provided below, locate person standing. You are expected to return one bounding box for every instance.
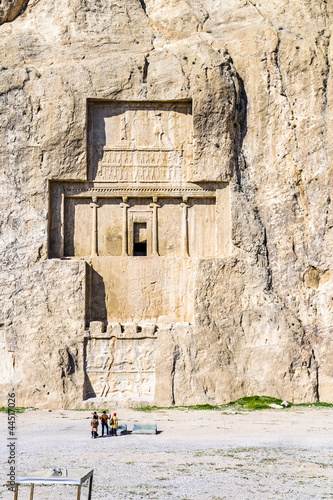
[100,410,109,437]
[90,412,99,438]
[110,412,118,436]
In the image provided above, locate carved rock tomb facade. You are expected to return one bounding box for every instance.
[48,98,232,404]
[1,0,328,408]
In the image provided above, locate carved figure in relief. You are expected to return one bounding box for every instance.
[120,113,130,143]
[99,348,115,397]
[99,377,110,397]
[153,112,165,146]
[85,339,115,397]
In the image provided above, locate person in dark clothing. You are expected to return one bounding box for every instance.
[100,410,109,436]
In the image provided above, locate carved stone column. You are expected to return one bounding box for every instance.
[120,197,130,256]
[150,197,160,256]
[181,197,189,256]
[90,197,99,256]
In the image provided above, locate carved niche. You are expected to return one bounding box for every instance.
[87,100,193,182]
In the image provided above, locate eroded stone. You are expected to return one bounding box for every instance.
[0,0,28,24]
[0,0,331,409]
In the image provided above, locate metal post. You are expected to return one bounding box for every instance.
[88,475,93,500]
[77,484,81,500]
[29,484,34,500]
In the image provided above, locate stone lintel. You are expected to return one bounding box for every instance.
[62,181,225,199]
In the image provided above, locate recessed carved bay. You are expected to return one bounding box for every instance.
[58,196,217,258]
[84,334,157,401]
[48,99,231,332]
[88,100,193,182]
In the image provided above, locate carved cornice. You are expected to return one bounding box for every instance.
[64,182,222,198]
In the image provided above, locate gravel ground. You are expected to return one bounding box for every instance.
[1,407,333,499]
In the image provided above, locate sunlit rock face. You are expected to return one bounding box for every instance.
[0,0,28,24]
[0,0,332,408]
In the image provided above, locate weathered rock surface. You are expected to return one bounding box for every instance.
[0,0,28,24]
[0,0,332,407]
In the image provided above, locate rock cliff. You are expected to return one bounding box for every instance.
[0,0,332,407]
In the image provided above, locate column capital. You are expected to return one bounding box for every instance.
[149,202,160,209]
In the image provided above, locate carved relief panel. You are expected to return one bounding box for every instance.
[87,100,193,182]
[84,330,157,402]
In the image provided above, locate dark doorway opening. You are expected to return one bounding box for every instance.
[133,222,147,256]
[133,241,147,256]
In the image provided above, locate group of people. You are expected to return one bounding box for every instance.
[90,411,118,438]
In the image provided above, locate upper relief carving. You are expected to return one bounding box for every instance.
[0,0,28,24]
[88,101,193,182]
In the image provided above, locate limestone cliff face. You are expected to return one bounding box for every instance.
[0,0,28,24]
[0,0,332,407]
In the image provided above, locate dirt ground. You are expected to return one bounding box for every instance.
[1,407,333,499]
